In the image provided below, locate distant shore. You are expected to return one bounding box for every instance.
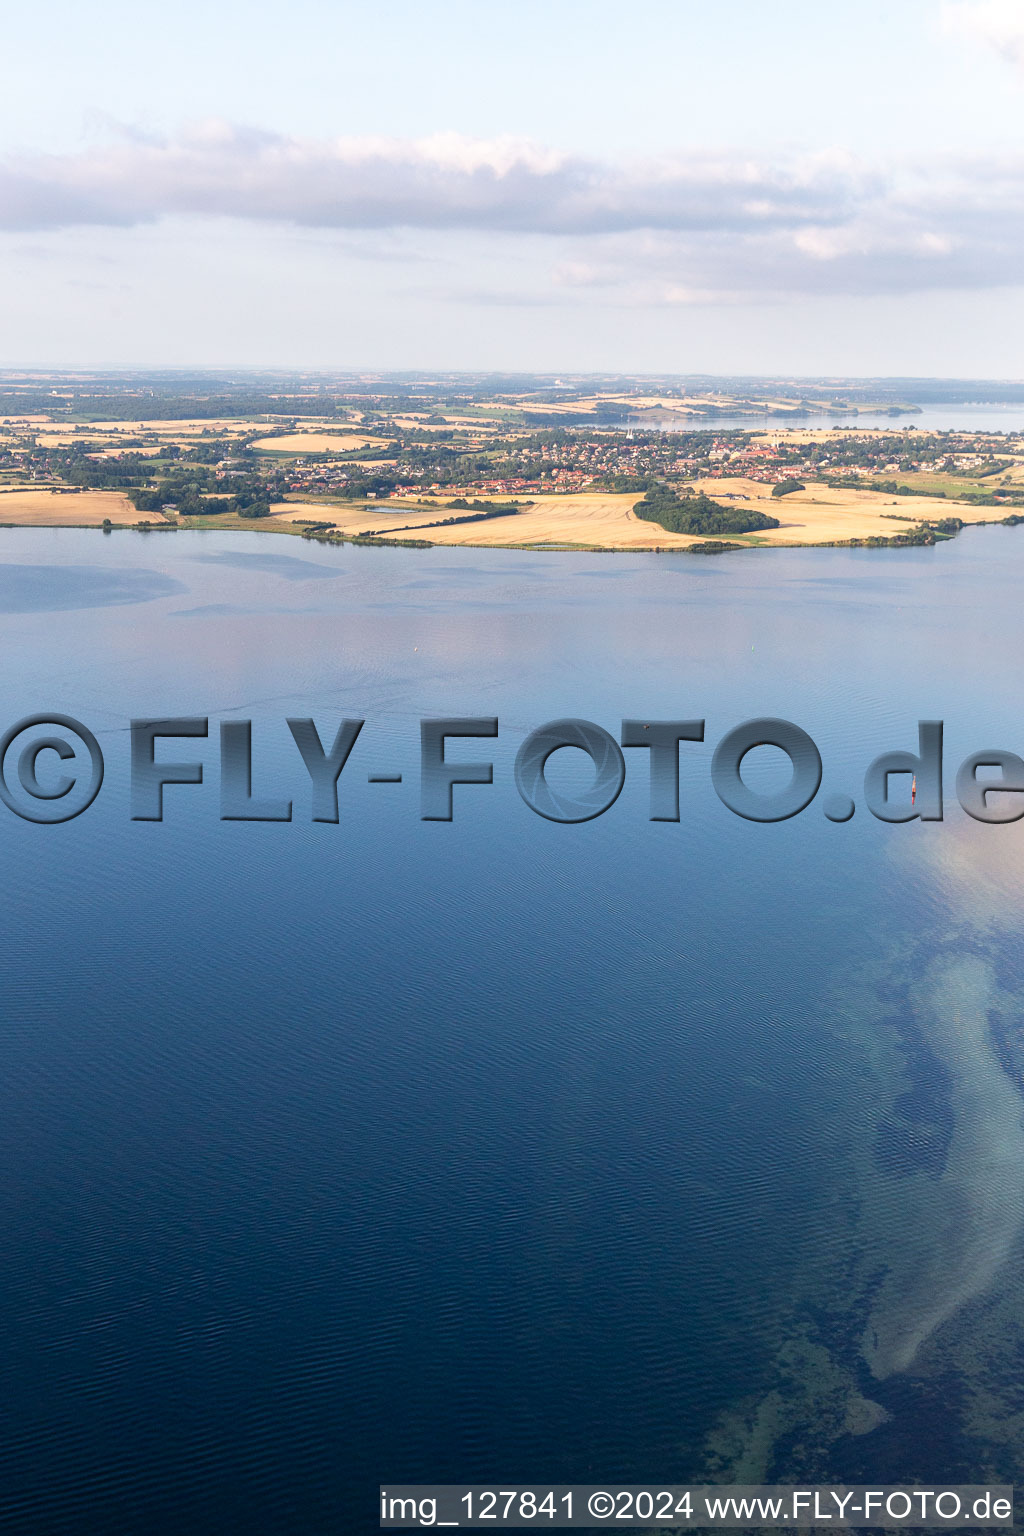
[0,481,1015,556]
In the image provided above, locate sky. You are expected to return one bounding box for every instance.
[2,0,1024,375]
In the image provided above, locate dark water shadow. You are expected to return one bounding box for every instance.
[0,564,186,613]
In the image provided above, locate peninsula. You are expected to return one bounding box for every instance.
[2,371,1023,554]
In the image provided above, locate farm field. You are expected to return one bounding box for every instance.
[19,420,260,441]
[272,481,978,549]
[2,376,1022,553]
[688,477,976,544]
[0,490,147,525]
[272,493,700,548]
[250,432,387,454]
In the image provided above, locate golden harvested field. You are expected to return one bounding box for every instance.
[26,436,166,455]
[520,400,598,415]
[268,503,341,524]
[0,474,985,546]
[24,432,124,449]
[250,432,387,454]
[268,502,418,528]
[15,420,262,449]
[26,419,258,437]
[690,476,973,543]
[431,421,495,435]
[750,427,921,446]
[0,490,147,525]
[273,478,986,549]
[272,494,698,548]
[527,392,840,417]
[597,394,723,413]
[388,416,464,433]
[89,419,257,436]
[421,494,695,547]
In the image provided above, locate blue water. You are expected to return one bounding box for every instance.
[655,404,1024,434]
[1,526,1023,1532]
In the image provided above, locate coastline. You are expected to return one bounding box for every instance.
[0,509,1016,557]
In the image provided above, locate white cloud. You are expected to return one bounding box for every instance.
[1,122,1023,305]
[941,1,1024,69]
[0,122,868,237]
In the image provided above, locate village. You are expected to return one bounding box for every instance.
[1,377,1022,546]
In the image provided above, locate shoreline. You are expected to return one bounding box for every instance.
[0,512,1018,557]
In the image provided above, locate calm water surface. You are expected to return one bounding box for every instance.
[1,526,1023,1532]
[657,404,1024,433]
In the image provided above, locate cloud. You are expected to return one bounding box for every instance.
[0,121,869,237]
[942,1,1024,68]
[1,122,1024,304]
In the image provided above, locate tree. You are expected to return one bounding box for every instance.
[634,488,779,536]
